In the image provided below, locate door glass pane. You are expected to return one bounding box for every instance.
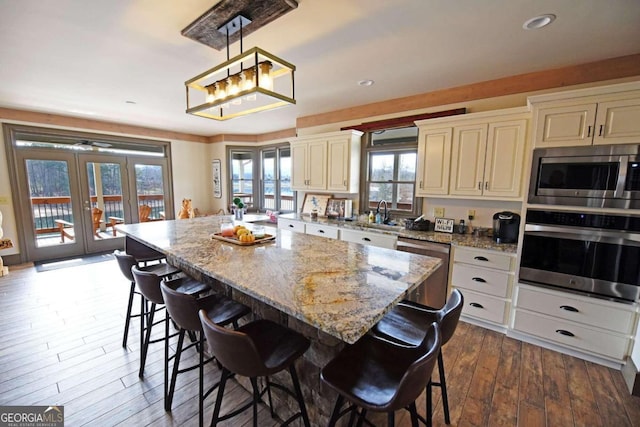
[398,152,416,181]
[262,150,276,210]
[280,148,294,212]
[25,159,74,247]
[370,154,394,181]
[86,162,123,240]
[135,164,165,221]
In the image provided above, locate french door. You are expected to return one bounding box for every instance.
[15,149,134,260]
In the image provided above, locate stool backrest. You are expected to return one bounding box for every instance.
[437,289,464,345]
[199,310,264,377]
[131,266,164,305]
[114,250,136,282]
[391,322,441,410]
[160,281,202,332]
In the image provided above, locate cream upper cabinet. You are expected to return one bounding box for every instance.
[416,107,529,200]
[291,130,362,192]
[529,82,640,148]
[415,127,452,196]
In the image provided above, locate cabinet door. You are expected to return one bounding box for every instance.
[593,97,640,145]
[291,143,308,190]
[483,119,527,198]
[449,124,487,196]
[416,127,452,196]
[306,140,327,190]
[327,138,349,192]
[534,103,597,147]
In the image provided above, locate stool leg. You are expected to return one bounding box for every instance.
[250,377,260,427]
[426,381,433,427]
[139,302,156,378]
[166,329,185,411]
[211,368,230,427]
[357,409,367,427]
[164,313,170,411]
[438,352,450,424]
[387,411,394,427]
[265,375,275,418]
[199,331,204,427]
[122,282,136,348]
[328,395,345,427]
[408,402,419,427]
[140,295,146,360]
[289,365,310,427]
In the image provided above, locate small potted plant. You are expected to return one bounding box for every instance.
[232,197,245,220]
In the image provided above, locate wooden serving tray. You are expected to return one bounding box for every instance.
[211,233,276,246]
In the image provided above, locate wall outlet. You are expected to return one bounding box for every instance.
[0,196,8,204]
[468,209,476,220]
[433,207,445,217]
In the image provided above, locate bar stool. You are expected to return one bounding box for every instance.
[321,323,441,427]
[160,281,251,427]
[113,250,180,348]
[131,266,209,378]
[371,289,464,425]
[198,310,311,427]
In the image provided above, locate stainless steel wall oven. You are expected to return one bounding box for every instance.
[520,209,640,303]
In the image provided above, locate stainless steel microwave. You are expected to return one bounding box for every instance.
[528,144,640,209]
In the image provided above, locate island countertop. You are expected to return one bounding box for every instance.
[117,216,441,344]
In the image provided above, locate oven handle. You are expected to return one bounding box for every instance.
[524,224,640,246]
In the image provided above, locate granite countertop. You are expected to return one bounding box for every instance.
[117,216,441,344]
[278,213,518,254]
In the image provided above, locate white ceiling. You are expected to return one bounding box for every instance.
[1,0,639,137]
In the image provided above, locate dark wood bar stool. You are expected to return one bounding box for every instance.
[198,310,311,427]
[321,323,441,427]
[371,289,464,425]
[113,249,180,348]
[160,281,251,427]
[131,266,209,378]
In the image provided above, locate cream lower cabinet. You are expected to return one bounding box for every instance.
[339,229,397,250]
[451,246,515,330]
[512,284,637,362]
[415,107,528,199]
[529,82,640,148]
[277,218,306,233]
[291,130,362,192]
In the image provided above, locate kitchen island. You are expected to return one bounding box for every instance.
[117,216,442,423]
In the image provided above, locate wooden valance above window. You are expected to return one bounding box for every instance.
[341,108,466,132]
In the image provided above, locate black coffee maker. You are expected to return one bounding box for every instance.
[492,211,520,243]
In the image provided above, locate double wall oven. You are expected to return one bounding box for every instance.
[522,144,640,303]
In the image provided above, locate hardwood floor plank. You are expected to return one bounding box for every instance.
[586,361,633,427]
[610,366,640,427]
[541,348,574,426]
[489,336,521,426]
[517,401,546,427]
[563,354,603,427]
[519,342,545,409]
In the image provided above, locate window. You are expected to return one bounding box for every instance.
[362,126,419,217]
[228,145,295,213]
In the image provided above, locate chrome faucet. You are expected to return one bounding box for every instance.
[376,200,390,224]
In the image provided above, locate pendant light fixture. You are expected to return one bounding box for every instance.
[185,14,295,121]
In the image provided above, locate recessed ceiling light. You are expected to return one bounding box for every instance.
[523,14,556,30]
[358,79,374,87]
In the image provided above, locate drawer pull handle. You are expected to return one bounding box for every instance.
[319,230,325,233]
[362,237,371,242]
[474,256,489,261]
[288,224,294,228]
[555,329,575,337]
[559,305,579,313]
[469,302,484,309]
[472,277,486,283]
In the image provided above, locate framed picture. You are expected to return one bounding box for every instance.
[326,198,347,218]
[434,217,455,233]
[301,193,332,216]
[212,159,222,198]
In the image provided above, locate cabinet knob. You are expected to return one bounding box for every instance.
[555,329,575,337]
[559,305,579,313]
[469,302,484,309]
[289,224,294,228]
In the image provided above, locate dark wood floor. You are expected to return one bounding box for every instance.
[0,257,639,426]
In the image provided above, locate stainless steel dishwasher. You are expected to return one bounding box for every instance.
[396,237,450,309]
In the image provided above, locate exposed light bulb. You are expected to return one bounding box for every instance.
[243,68,257,101]
[206,84,215,103]
[228,74,242,105]
[258,61,273,90]
[215,79,228,100]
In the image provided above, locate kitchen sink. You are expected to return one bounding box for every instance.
[352,221,403,232]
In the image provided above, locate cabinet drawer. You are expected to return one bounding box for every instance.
[277,218,305,233]
[452,264,511,298]
[458,289,508,325]
[305,223,339,239]
[513,309,629,361]
[340,229,397,249]
[453,247,513,271]
[516,286,636,334]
